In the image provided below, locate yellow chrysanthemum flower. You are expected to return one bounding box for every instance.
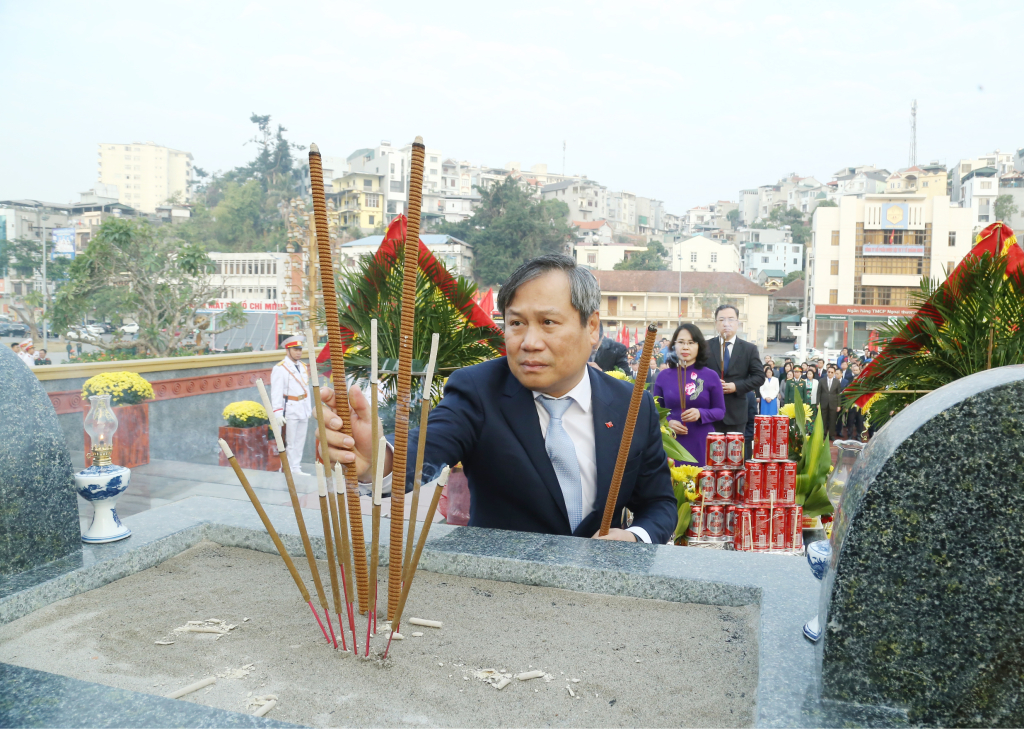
[81,372,155,406]
[604,370,631,381]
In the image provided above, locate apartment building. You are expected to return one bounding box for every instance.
[333,172,384,233]
[807,193,975,351]
[97,141,193,213]
[208,252,286,304]
[592,270,769,350]
[636,196,665,237]
[607,191,637,235]
[541,179,608,223]
[575,242,647,270]
[336,234,474,278]
[949,151,1015,205]
[736,228,803,280]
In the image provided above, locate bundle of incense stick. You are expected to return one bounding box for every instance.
[599,324,659,537]
[366,436,387,656]
[384,465,450,660]
[304,328,350,650]
[368,318,380,635]
[388,136,427,620]
[331,461,358,654]
[308,143,369,613]
[403,332,440,584]
[315,461,345,651]
[255,379,335,647]
[217,439,329,642]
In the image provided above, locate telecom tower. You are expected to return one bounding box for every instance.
[909,99,917,168]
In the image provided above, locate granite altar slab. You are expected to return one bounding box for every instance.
[0,345,80,577]
[819,365,1024,727]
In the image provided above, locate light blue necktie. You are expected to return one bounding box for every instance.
[539,396,583,532]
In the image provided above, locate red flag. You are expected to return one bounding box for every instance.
[850,222,1022,408]
[317,215,505,369]
[634,327,640,347]
[619,325,628,345]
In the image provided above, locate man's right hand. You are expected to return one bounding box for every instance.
[318,385,391,482]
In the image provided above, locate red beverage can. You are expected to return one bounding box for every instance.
[786,505,804,550]
[746,460,766,503]
[698,470,716,502]
[780,460,797,504]
[686,504,703,539]
[715,468,735,501]
[734,467,747,502]
[770,505,787,550]
[706,432,726,467]
[735,507,752,551]
[724,505,736,538]
[771,415,790,461]
[753,416,772,460]
[752,507,770,550]
[764,462,781,503]
[725,432,745,467]
[705,505,725,537]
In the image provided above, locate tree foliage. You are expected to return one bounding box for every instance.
[613,240,669,270]
[0,237,75,339]
[179,114,307,252]
[725,208,741,226]
[815,199,838,208]
[841,251,1024,428]
[784,269,805,285]
[995,194,1019,222]
[436,177,574,286]
[52,219,247,357]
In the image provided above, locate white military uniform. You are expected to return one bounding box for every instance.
[270,355,312,474]
[18,342,35,369]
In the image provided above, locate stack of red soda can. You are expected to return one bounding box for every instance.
[684,416,804,554]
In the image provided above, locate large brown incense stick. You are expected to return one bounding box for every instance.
[315,462,346,651]
[403,332,439,584]
[384,466,450,660]
[332,462,359,654]
[598,324,659,537]
[255,379,334,646]
[388,136,427,619]
[217,439,329,643]
[366,436,387,656]
[304,328,346,648]
[369,318,380,635]
[308,143,369,612]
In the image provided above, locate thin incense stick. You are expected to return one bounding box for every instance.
[599,324,659,537]
[388,136,426,620]
[305,329,346,648]
[332,462,358,654]
[255,378,334,645]
[315,462,345,650]
[369,318,379,635]
[403,332,439,585]
[218,439,328,643]
[366,436,387,656]
[384,465,450,660]
[308,143,369,612]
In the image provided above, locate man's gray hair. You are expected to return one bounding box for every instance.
[497,254,601,326]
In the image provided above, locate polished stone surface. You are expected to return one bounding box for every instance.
[819,366,1024,727]
[0,662,299,728]
[0,345,80,577]
[0,493,839,728]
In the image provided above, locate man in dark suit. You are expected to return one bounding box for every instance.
[818,363,842,439]
[705,304,766,437]
[591,323,631,374]
[319,254,677,545]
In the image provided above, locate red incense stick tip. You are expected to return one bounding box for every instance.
[326,615,338,649]
[308,601,329,643]
[337,614,348,652]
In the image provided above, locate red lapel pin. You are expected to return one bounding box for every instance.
[605,421,614,428]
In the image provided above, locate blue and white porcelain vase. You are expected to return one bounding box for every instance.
[803,539,832,641]
[75,463,132,543]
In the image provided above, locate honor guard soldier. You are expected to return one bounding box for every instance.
[18,339,36,369]
[271,334,312,476]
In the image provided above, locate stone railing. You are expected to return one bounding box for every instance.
[37,350,314,465]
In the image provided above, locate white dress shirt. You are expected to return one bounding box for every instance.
[533,371,651,543]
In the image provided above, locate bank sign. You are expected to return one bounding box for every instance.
[863,244,924,257]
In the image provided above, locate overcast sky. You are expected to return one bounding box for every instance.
[3,0,1022,213]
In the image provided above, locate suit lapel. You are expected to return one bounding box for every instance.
[499,373,570,528]
[590,368,623,533]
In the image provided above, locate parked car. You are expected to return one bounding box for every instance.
[0,322,29,337]
[66,326,98,341]
[119,322,140,335]
[95,322,115,334]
